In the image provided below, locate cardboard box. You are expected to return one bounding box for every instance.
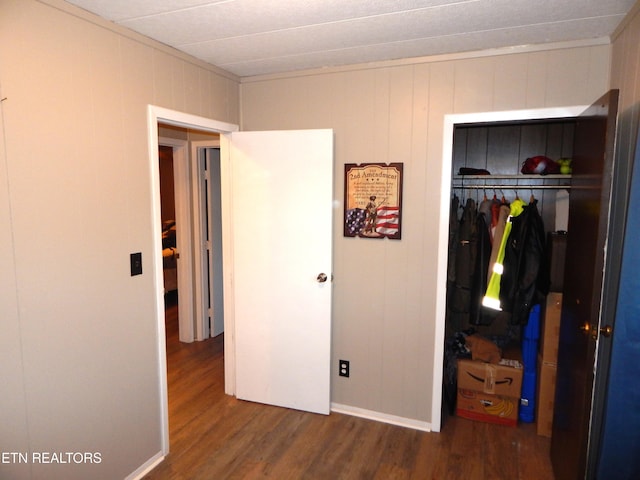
[457,358,523,397]
[536,354,557,437]
[456,389,520,426]
[456,358,523,427]
[541,293,562,365]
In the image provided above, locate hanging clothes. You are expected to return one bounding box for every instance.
[469,209,492,325]
[483,198,525,311]
[500,199,550,325]
[447,190,550,330]
[478,194,493,239]
[490,193,502,238]
[449,198,477,332]
[485,203,511,296]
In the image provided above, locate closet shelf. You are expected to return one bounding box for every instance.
[452,174,572,190]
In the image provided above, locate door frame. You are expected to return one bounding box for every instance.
[148,105,238,454]
[435,105,588,431]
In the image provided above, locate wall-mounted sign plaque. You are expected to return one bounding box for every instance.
[344,163,403,239]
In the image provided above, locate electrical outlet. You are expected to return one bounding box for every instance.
[339,360,350,377]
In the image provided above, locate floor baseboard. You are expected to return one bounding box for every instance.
[331,403,433,432]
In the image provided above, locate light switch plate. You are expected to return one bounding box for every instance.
[130,252,142,276]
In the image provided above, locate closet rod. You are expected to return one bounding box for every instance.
[452,184,571,190]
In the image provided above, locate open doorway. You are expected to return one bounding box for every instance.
[157,128,223,343]
[149,106,334,457]
[149,108,239,454]
[158,144,179,311]
[158,137,226,463]
[158,136,195,343]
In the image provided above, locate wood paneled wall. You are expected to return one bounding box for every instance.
[5,0,640,477]
[611,2,640,172]
[0,1,239,479]
[240,44,611,427]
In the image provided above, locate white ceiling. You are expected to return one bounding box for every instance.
[65,0,636,78]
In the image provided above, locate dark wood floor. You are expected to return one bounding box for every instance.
[144,294,554,479]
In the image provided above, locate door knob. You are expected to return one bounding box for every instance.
[600,325,613,337]
[579,323,591,335]
[589,324,613,340]
[316,273,328,283]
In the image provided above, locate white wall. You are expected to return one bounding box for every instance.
[0,1,238,478]
[240,43,612,426]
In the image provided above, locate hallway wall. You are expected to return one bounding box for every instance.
[0,1,239,478]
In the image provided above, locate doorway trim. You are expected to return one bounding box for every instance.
[433,105,588,431]
[148,105,238,454]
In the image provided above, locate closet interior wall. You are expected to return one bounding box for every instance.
[448,119,576,341]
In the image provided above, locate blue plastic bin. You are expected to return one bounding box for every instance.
[519,370,537,422]
[522,304,541,372]
[519,304,541,423]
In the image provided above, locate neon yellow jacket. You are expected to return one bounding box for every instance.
[482,198,526,310]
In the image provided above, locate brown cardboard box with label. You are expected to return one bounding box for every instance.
[456,358,523,426]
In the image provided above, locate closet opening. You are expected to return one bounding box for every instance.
[436,106,587,433]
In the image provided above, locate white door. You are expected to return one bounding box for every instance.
[230,129,333,415]
[195,145,224,339]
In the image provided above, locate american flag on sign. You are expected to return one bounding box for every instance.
[345,208,367,236]
[375,205,400,237]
